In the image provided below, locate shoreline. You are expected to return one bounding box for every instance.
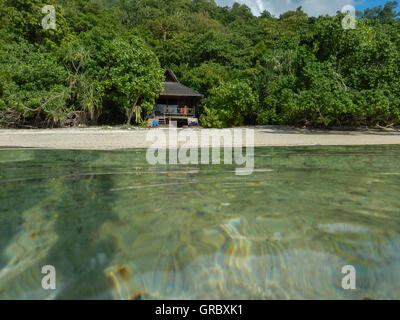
[1,126,400,150]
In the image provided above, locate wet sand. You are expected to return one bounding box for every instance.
[0,126,400,150]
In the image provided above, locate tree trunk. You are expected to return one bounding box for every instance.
[126,96,140,125]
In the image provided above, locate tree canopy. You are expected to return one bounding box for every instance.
[0,0,399,128]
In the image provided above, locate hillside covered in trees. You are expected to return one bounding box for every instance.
[0,0,399,128]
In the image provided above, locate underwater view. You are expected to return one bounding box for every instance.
[0,146,400,300]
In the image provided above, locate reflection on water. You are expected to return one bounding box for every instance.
[0,146,400,299]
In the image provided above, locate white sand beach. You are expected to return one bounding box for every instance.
[0,126,399,150]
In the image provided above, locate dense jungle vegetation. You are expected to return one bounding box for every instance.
[0,0,399,128]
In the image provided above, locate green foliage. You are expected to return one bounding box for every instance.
[0,0,399,128]
[60,29,164,125]
[256,11,400,128]
[361,1,400,23]
[180,62,228,95]
[98,37,164,124]
[201,80,258,128]
[60,38,102,122]
[0,39,69,126]
[0,0,69,45]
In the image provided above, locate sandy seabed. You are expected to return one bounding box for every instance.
[0,126,400,150]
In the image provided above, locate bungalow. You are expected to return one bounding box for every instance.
[148,69,204,127]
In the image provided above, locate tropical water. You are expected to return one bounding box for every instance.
[0,146,400,300]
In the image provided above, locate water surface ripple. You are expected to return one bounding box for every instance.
[0,146,399,299]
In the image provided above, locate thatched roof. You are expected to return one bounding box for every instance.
[160,82,204,97]
[164,69,179,82]
[159,69,204,98]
